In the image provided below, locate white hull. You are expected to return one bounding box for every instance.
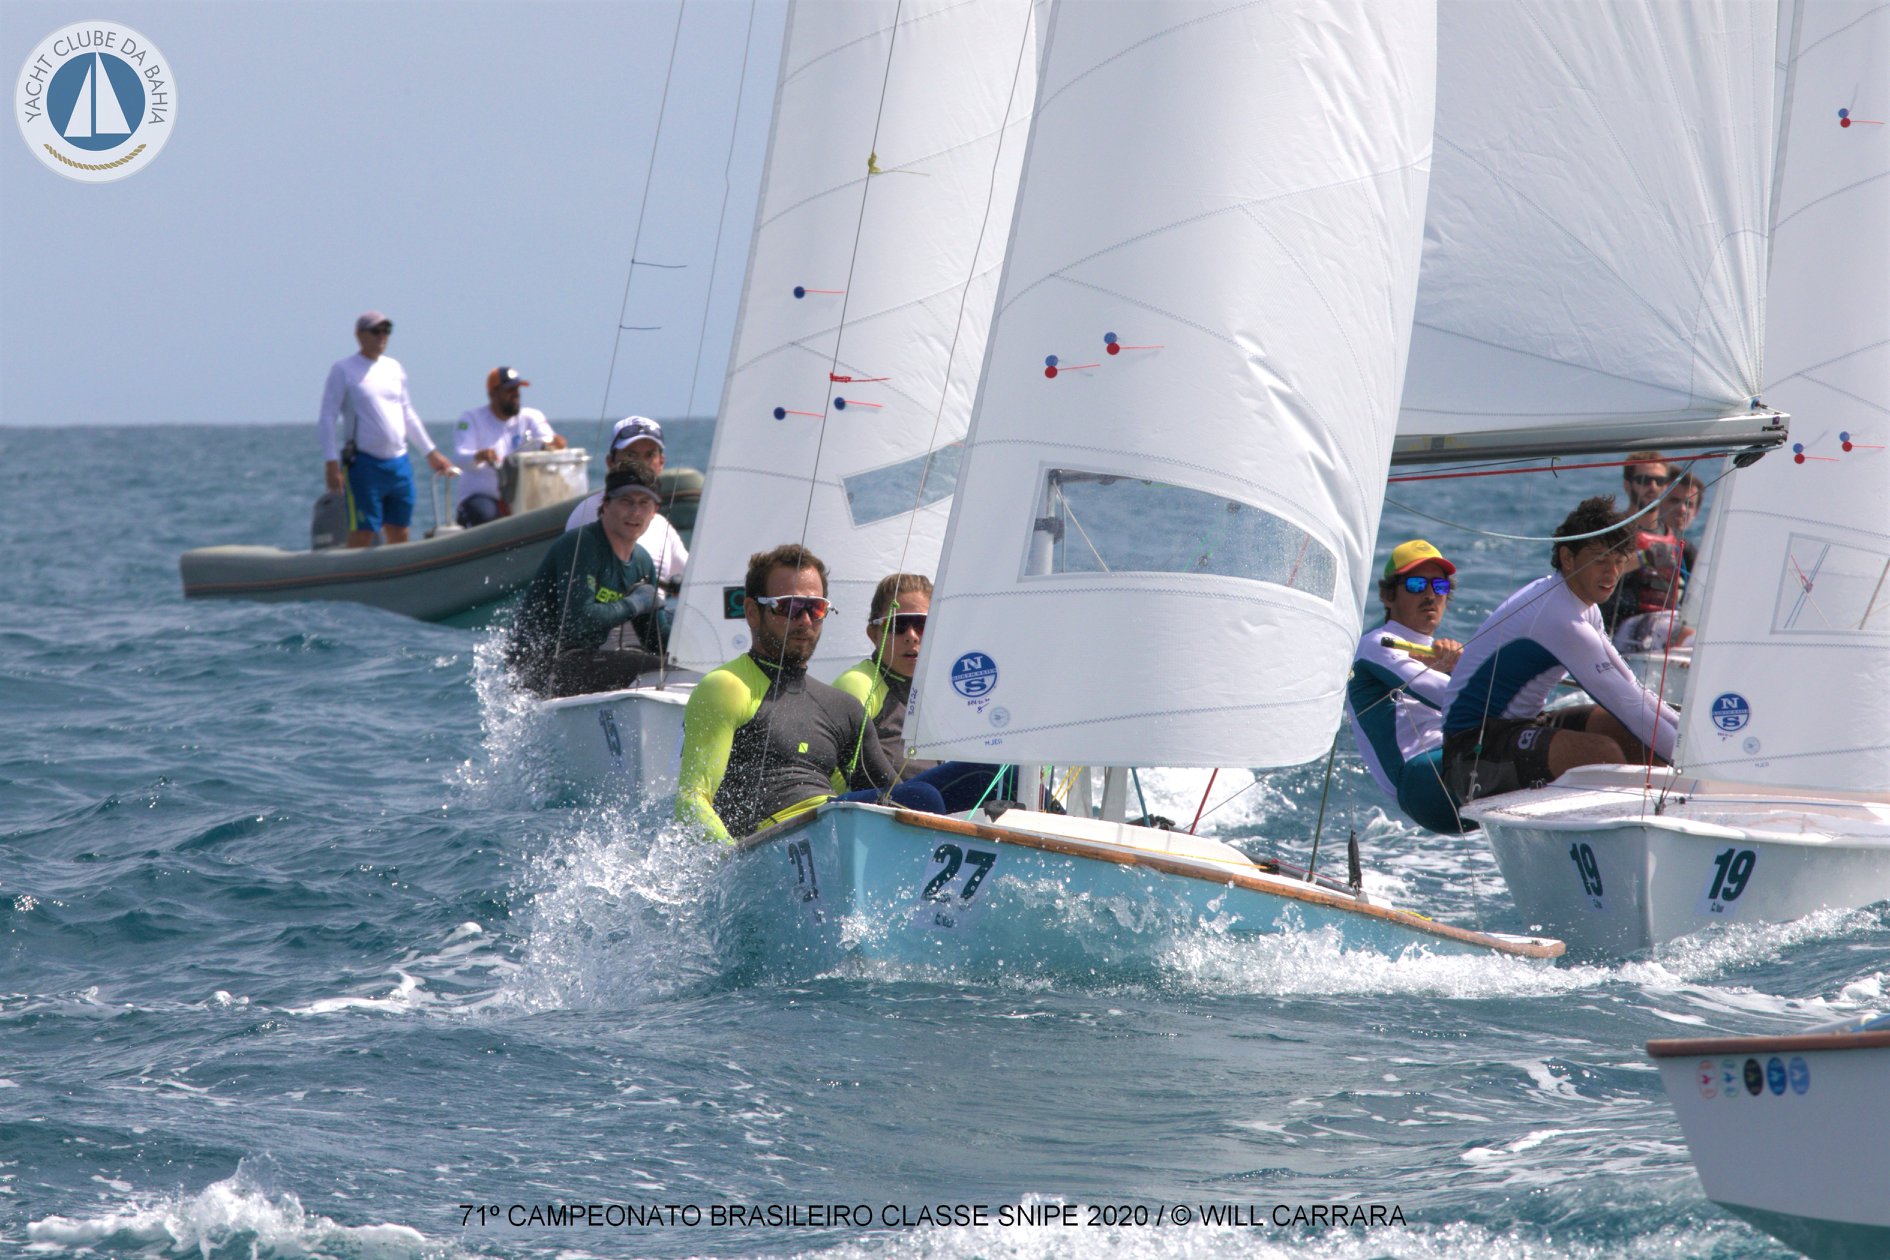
[529,682,693,799]
[1464,766,1890,954]
[1650,1017,1890,1259]
[716,802,1561,982]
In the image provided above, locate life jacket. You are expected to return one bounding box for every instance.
[1630,528,1686,613]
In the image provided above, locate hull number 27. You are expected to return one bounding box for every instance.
[921,842,997,930]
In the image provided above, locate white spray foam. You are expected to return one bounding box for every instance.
[25,1165,450,1259]
[501,805,727,1011]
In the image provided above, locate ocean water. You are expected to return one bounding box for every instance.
[4,422,1881,1260]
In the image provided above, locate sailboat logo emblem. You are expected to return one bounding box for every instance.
[16,22,175,183]
[53,52,141,147]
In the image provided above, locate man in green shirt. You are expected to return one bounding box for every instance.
[507,466,665,697]
[675,544,945,843]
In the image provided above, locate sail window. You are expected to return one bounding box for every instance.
[1773,535,1890,635]
[1034,470,1336,599]
[842,443,964,527]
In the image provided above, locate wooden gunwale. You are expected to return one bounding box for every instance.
[1647,1030,1890,1058]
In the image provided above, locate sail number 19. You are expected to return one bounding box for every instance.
[1568,842,1604,902]
[1705,847,1757,913]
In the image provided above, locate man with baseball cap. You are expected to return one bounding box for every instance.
[565,415,688,589]
[317,311,456,547]
[1346,540,1470,834]
[506,465,667,697]
[449,366,567,526]
[1439,497,1679,807]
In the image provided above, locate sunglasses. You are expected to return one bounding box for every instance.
[1400,575,1453,595]
[869,612,928,636]
[753,595,834,622]
[1626,473,1671,487]
[366,324,393,336]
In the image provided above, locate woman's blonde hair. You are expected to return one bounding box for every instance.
[869,572,932,623]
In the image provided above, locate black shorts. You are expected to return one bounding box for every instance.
[1442,706,1595,801]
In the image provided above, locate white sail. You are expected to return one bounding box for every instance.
[91,54,133,135]
[1676,0,1890,792]
[1395,1,1781,463]
[908,0,1436,768]
[668,0,1038,673]
[64,62,94,138]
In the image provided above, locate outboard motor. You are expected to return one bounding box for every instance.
[311,490,349,550]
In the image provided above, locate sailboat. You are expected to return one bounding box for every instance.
[532,0,1037,794]
[713,0,1564,977]
[62,53,134,141]
[1649,1010,1890,1258]
[1455,1,1890,953]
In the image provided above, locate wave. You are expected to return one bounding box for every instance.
[26,1164,455,1260]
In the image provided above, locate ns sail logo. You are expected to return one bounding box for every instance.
[17,21,175,183]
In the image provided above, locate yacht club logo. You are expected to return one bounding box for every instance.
[17,21,175,182]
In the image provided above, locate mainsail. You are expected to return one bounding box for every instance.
[909,0,1436,768]
[1676,0,1890,791]
[1395,1,1782,464]
[667,0,1038,673]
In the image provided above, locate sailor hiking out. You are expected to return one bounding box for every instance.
[674,546,945,844]
[1440,497,1679,806]
[1345,540,1468,834]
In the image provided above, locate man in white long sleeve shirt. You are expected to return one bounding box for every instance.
[1440,496,1681,805]
[318,311,454,547]
[450,366,566,526]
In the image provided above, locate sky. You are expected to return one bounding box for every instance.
[0,0,788,433]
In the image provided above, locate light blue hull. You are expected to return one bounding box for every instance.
[715,803,1561,982]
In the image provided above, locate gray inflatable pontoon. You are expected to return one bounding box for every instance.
[179,497,578,627]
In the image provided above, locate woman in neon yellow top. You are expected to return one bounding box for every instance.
[832,573,1017,813]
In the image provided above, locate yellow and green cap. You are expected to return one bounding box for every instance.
[1384,539,1456,579]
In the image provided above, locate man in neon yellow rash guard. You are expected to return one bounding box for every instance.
[674,545,945,843]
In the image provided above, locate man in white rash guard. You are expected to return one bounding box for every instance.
[1345,539,1468,833]
[566,416,688,591]
[450,366,566,526]
[318,311,455,548]
[1440,496,1680,805]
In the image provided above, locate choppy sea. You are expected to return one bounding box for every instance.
[4,421,1881,1260]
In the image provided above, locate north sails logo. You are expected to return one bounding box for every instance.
[17,21,175,182]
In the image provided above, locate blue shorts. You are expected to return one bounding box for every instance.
[345,451,416,534]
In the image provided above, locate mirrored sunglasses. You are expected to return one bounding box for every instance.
[1400,575,1453,596]
[869,612,927,635]
[753,594,834,622]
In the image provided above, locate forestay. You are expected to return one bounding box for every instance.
[1676,0,1890,791]
[1395,1,1780,464]
[909,0,1436,768]
[668,0,1038,672]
